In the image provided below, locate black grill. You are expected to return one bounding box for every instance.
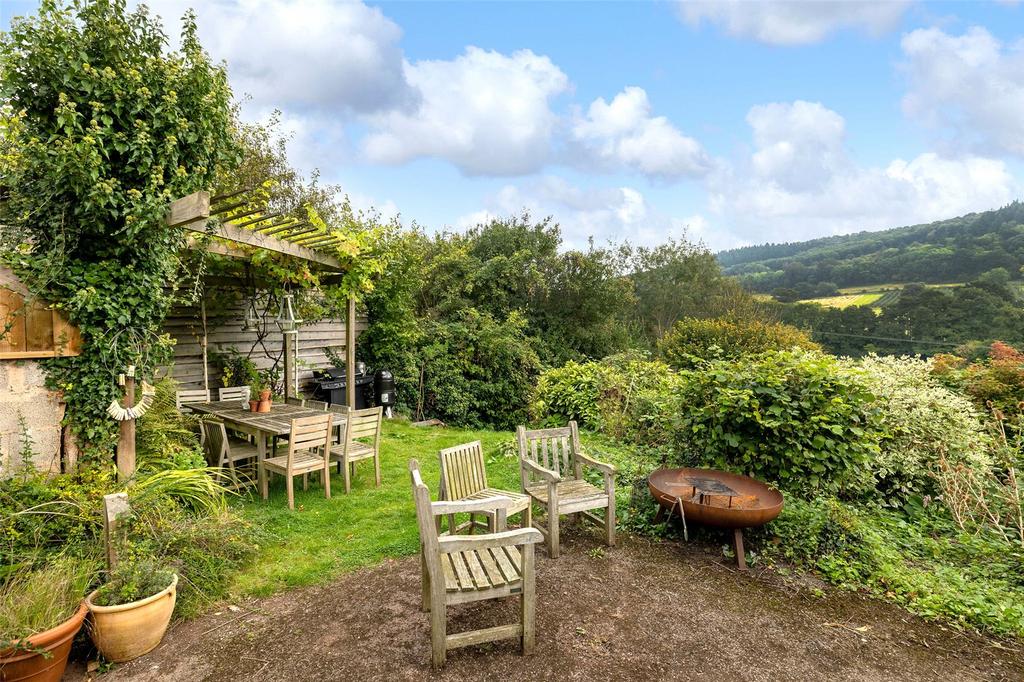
[312,365,373,408]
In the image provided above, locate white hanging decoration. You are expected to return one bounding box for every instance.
[106,366,157,421]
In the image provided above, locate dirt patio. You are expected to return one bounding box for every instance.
[75,527,1024,682]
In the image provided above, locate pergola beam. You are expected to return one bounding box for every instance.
[167,191,344,272]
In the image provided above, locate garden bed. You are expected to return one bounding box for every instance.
[81,528,1023,681]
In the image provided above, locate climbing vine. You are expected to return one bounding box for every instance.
[0,0,239,453]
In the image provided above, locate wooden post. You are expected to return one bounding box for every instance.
[201,297,209,393]
[102,493,131,572]
[346,295,356,408]
[116,371,136,478]
[283,330,297,400]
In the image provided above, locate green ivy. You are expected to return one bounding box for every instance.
[0,0,239,454]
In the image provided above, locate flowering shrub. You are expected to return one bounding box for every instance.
[851,355,993,505]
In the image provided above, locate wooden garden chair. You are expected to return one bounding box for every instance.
[516,421,617,559]
[218,386,251,402]
[176,388,210,445]
[259,413,333,510]
[329,406,382,493]
[410,459,542,669]
[439,441,531,534]
[202,421,259,490]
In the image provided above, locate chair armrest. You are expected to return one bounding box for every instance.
[431,495,514,516]
[576,450,617,476]
[438,527,544,553]
[521,458,561,483]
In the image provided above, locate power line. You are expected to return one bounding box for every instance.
[810,330,961,348]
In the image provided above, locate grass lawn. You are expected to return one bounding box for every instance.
[229,419,637,599]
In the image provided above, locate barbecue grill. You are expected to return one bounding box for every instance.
[312,364,374,409]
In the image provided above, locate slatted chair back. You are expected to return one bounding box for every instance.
[285,397,305,406]
[410,459,442,583]
[439,440,488,501]
[516,421,582,490]
[286,413,333,469]
[202,421,229,466]
[218,386,251,402]
[176,388,210,411]
[305,399,329,411]
[346,406,383,443]
[327,403,351,416]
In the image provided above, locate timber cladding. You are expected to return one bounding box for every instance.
[162,299,367,392]
[0,267,83,360]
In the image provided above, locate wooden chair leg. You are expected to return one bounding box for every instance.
[373,451,381,487]
[343,458,351,494]
[605,501,616,547]
[429,589,446,669]
[324,463,331,499]
[548,505,560,559]
[259,464,268,501]
[521,543,535,655]
[286,473,295,510]
[420,552,430,612]
[303,473,309,491]
[524,502,533,531]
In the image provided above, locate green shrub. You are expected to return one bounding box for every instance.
[671,349,883,496]
[850,355,993,505]
[136,379,207,472]
[92,556,173,607]
[658,316,819,369]
[761,498,1024,638]
[531,352,680,445]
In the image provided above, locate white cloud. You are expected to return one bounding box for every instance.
[363,47,570,176]
[571,87,710,179]
[708,101,1017,243]
[459,177,707,249]
[901,26,1024,157]
[147,0,416,115]
[677,0,910,46]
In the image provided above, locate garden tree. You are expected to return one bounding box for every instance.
[629,238,757,340]
[0,0,239,450]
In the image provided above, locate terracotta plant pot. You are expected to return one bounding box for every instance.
[0,602,88,682]
[257,399,271,413]
[249,399,260,412]
[259,389,271,401]
[85,574,177,663]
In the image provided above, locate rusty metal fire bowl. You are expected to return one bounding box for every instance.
[648,467,784,569]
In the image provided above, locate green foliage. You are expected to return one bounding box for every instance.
[720,201,1024,292]
[0,0,239,453]
[851,355,993,505]
[0,556,97,643]
[135,378,206,472]
[671,350,883,496]
[92,556,173,607]
[657,316,820,369]
[933,341,1024,415]
[761,498,1024,638]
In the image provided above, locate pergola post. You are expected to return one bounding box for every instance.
[346,296,356,408]
[283,329,297,400]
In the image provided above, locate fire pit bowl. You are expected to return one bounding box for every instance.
[648,467,784,569]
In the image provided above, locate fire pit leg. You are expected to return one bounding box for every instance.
[733,529,747,571]
[654,506,665,523]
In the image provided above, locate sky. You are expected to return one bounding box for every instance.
[3,0,1024,251]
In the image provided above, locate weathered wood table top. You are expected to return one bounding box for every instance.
[189,400,343,437]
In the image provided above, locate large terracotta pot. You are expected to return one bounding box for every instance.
[85,574,176,663]
[0,602,88,682]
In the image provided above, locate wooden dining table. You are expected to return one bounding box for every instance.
[189,400,346,491]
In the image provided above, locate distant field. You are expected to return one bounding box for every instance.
[804,292,883,309]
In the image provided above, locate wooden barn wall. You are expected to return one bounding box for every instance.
[162,297,367,394]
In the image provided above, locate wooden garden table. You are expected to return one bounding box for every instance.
[188,400,346,492]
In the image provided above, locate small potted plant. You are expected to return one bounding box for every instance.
[256,372,272,412]
[248,381,261,412]
[85,557,177,663]
[0,558,95,682]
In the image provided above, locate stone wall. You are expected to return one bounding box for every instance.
[0,360,66,475]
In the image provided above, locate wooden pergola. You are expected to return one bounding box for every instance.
[166,189,359,408]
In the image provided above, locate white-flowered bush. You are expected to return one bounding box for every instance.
[851,354,993,504]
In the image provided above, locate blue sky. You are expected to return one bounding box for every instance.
[4,1,1024,251]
